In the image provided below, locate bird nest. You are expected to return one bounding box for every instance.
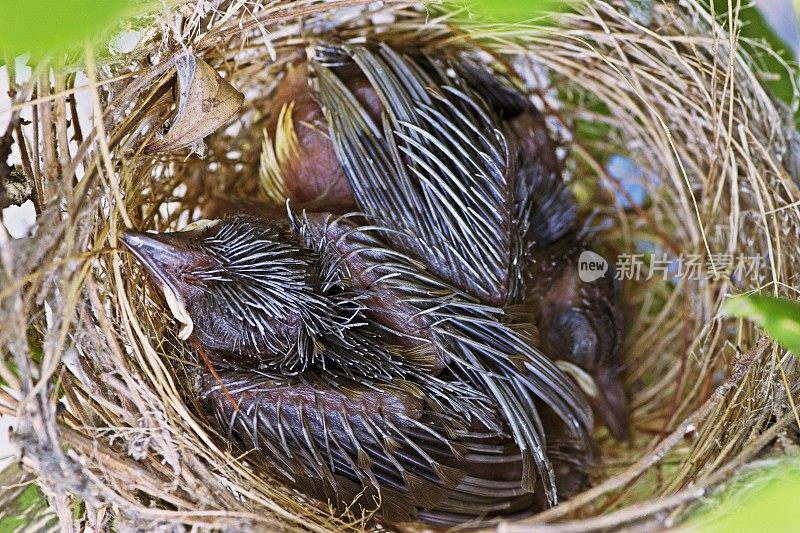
[2,0,800,530]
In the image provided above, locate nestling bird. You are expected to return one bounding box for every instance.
[260,61,381,212]
[260,43,629,438]
[525,234,627,440]
[121,213,592,524]
[122,41,625,524]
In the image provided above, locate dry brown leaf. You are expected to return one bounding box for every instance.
[144,52,244,155]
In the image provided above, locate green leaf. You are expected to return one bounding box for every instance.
[721,294,800,354]
[0,0,137,58]
[691,458,800,532]
[468,0,567,23]
[0,482,52,532]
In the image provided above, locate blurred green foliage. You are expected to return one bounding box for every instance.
[0,481,53,531]
[690,458,800,532]
[467,0,566,22]
[722,294,800,355]
[0,0,137,61]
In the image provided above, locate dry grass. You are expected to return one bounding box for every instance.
[1,0,799,531]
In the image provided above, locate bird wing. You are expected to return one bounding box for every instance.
[310,43,520,306]
[292,215,594,507]
[449,58,578,250]
[201,370,536,524]
[373,253,595,506]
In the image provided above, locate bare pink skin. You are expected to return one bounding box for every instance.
[265,62,383,212]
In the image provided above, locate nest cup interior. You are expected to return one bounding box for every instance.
[11,0,800,531]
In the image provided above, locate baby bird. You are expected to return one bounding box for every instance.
[121,214,593,525]
[526,235,628,440]
[122,41,624,525]
[261,62,382,212]
[262,43,629,438]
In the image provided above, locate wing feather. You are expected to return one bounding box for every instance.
[294,214,594,507]
[310,44,518,306]
[201,371,536,523]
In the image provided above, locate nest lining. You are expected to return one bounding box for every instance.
[2,0,800,531]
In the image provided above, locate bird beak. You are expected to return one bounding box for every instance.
[120,231,190,287]
[120,231,197,340]
[588,370,630,441]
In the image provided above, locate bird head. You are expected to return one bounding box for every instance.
[120,216,330,366]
